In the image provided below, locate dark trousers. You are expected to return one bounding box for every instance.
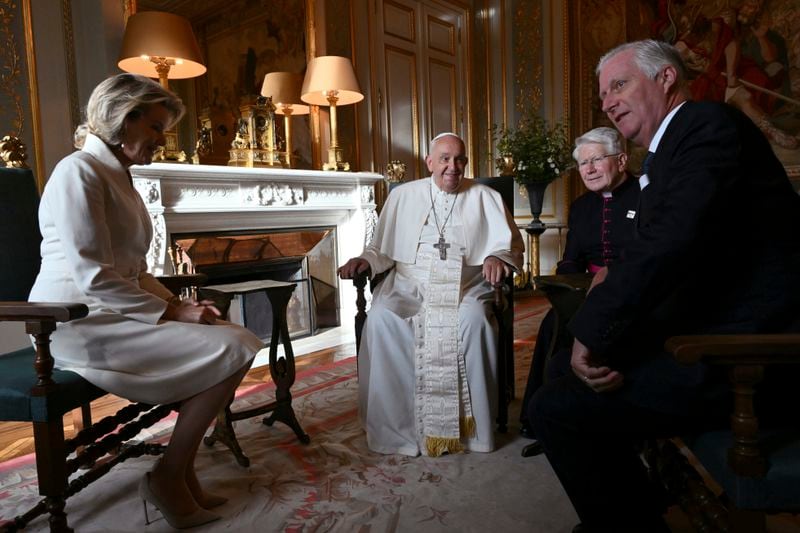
[519,310,554,429]
[520,309,573,432]
[528,373,696,532]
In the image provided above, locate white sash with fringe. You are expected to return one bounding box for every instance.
[410,190,475,456]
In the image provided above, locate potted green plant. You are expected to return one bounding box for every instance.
[492,111,572,227]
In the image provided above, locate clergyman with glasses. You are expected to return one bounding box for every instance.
[338,132,524,457]
[519,126,640,455]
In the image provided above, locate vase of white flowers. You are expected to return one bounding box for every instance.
[492,112,572,228]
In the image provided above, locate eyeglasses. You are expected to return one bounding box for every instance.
[578,153,620,168]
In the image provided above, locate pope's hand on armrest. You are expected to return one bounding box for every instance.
[338,257,371,279]
[483,256,512,286]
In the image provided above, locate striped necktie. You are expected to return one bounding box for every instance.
[642,151,655,175]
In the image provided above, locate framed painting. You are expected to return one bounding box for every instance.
[568,0,800,187]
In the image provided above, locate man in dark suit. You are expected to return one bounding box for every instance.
[529,39,800,532]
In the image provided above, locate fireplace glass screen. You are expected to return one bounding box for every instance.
[171,228,338,340]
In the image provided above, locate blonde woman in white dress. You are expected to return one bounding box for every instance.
[28,73,263,529]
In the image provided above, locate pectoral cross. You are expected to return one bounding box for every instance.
[433,234,450,260]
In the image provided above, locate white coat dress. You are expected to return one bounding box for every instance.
[28,134,263,404]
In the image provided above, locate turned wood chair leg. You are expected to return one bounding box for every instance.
[32,420,72,532]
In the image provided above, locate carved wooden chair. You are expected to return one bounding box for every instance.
[0,165,203,532]
[352,176,517,432]
[646,335,800,533]
[535,273,800,532]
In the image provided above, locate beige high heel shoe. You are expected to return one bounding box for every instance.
[196,492,228,510]
[139,472,221,529]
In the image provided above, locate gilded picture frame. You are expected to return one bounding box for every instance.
[0,0,44,186]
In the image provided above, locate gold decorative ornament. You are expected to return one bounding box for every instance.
[0,135,28,168]
[385,160,407,183]
[228,97,282,168]
[496,154,515,176]
[191,122,212,165]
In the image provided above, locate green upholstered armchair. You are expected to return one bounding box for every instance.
[0,164,202,532]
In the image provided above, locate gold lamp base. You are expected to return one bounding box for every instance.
[323,146,350,171]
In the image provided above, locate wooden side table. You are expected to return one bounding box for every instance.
[202,279,310,467]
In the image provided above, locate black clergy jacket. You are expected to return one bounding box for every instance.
[568,101,800,415]
[556,174,639,275]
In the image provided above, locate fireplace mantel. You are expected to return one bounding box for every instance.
[130,162,383,277]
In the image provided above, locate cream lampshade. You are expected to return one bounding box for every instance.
[261,72,310,168]
[118,11,206,162]
[118,11,206,87]
[301,56,363,171]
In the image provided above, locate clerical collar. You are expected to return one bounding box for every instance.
[602,191,613,198]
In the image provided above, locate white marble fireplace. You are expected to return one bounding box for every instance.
[130,162,383,351]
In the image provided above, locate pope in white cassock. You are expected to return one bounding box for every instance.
[339,133,524,457]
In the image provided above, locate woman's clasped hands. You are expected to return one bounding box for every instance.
[164,297,221,325]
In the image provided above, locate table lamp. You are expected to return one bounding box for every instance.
[261,72,310,168]
[301,56,363,171]
[117,11,206,162]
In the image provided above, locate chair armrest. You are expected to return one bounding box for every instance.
[352,268,372,291]
[0,301,88,322]
[665,334,800,365]
[352,269,372,353]
[534,273,591,325]
[493,281,512,312]
[156,273,209,295]
[0,301,89,390]
[666,333,800,478]
[534,273,593,292]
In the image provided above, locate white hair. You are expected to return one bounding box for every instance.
[572,127,624,162]
[596,39,687,84]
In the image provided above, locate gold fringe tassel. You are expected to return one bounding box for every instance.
[460,416,476,438]
[424,418,476,457]
[425,436,464,457]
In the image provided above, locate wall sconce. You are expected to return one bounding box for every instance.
[261,72,310,169]
[117,11,206,162]
[301,56,363,171]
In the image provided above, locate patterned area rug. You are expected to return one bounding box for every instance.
[512,292,551,394]
[0,296,579,532]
